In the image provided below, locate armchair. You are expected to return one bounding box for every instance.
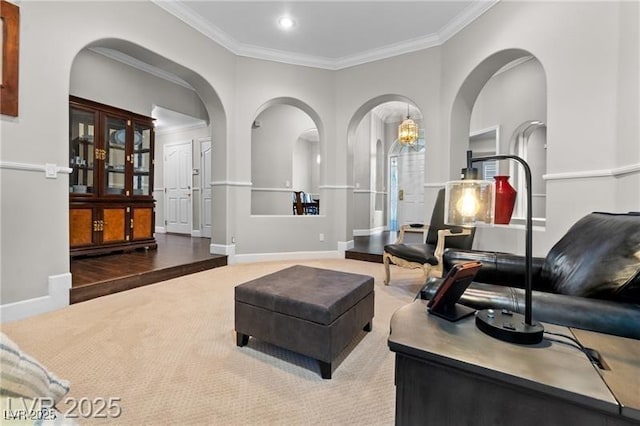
[420,212,640,339]
[383,189,476,285]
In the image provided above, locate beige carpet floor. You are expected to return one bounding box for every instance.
[2,259,426,425]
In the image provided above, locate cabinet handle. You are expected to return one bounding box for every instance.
[130,219,134,229]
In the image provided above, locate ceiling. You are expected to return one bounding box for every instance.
[153,0,497,70]
[103,1,497,129]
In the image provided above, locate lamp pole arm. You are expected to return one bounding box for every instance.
[466,150,534,325]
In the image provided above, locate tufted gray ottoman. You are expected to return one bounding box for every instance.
[234,265,374,379]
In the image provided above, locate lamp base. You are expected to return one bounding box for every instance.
[475,309,544,345]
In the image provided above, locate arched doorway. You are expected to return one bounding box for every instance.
[347,96,425,235]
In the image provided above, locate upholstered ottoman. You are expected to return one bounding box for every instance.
[234,265,375,379]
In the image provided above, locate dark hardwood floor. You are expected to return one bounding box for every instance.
[70,233,227,303]
[345,231,423,263]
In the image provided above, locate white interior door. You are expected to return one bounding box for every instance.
[200,139,212,238]
[164,141,192,234]
[397,151,425,225]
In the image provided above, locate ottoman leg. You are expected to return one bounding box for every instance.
[236,332,249,347]
[319,361,332,380]
[363,322,372,332]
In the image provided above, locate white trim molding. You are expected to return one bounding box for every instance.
[319,185,354,190]
[337,240,354,252]
[424,183,446,188]
[0,161,72,178]
[211,243,235,256]
[0,273,71,323]
[234,250,342,264]
[251,187,293,192]
[210,181,252,187]
[155,226,166,234]
[151,0,497,70]
[543,163,640,181]
[353,226,386,237]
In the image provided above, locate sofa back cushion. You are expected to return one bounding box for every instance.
[542,212,640,302]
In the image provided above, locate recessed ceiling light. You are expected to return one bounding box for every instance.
[278,16,295,30]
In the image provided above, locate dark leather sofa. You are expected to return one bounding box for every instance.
[420,212,640,340]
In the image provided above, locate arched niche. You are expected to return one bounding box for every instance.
[463,53,548,222]
[347,95,425,233]
[69,38,228,241]
[250,97,324,215]
[450,49,546,178]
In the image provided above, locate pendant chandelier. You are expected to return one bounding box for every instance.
[398,104,418,145]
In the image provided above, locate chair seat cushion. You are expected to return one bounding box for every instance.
[234,265,374,325]
[384,243,439,265]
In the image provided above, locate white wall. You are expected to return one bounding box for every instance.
[1,0,638,318]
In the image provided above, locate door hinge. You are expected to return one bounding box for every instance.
[164,220,167,226]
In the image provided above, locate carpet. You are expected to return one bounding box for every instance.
[1,259,425,425]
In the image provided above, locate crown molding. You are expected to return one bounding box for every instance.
[151,0,240,52]
[89,47,195,91]
[438,0,500,43]
[151,0,499,71]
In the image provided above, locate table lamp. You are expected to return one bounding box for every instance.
[444,150,544,344]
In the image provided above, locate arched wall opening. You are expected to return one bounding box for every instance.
[450,48,549,253]
[68,38,228,251]
[346,94,425,236]
[450,49,544,178]
[250,97,325,217]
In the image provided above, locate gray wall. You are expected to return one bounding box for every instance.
[1,0,638,315]
[70,49,208,120]
[250,103,316,215]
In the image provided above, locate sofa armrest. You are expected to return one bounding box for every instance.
[419,278,640,340]
[442,249,552,292]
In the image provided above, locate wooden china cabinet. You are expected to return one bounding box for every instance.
[69,96,157,256]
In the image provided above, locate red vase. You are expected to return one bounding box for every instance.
[493,175,516,224]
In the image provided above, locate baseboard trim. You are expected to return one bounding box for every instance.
[0,272,71,322]
[191,230,202,237]
[353,226,386,237]
[155,226,167,234]
[234,250,342,264]
[210,243,235,256]
[337,240,354,252]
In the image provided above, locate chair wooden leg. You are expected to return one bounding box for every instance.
[383,252,391,285]
[422,264,432,279]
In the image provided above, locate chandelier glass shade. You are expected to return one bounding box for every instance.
[398,104,418,145]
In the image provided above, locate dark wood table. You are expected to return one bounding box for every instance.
[388,300,640,426]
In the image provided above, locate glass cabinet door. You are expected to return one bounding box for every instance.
[133,123,153,196]
[103,116,128,196]
[69,107,96,194]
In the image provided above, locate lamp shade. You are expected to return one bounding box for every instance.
[444,179,495,226]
